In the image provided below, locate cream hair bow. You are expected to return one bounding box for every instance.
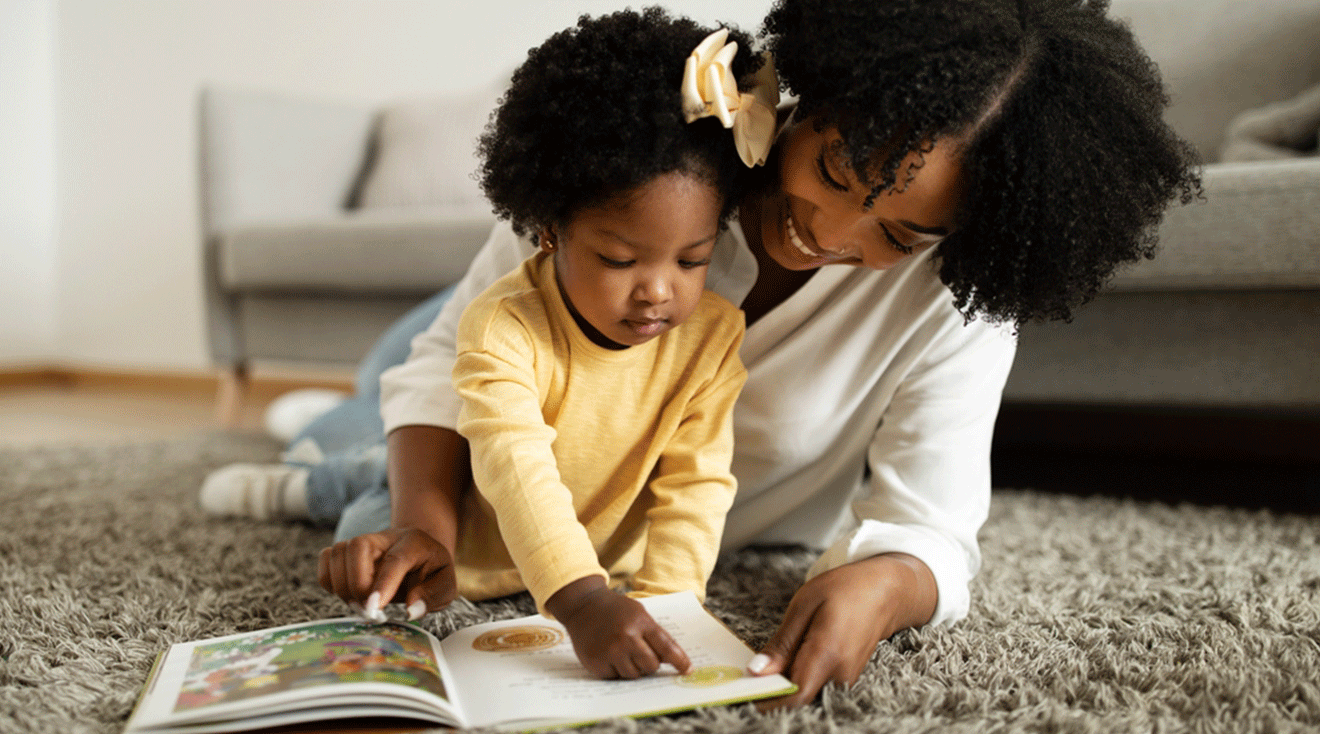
[681,29,780,168]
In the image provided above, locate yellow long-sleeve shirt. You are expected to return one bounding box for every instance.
[452,252,746,615]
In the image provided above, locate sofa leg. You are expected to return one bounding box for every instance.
[215,364,250,428]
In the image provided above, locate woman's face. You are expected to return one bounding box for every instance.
[548,171,722,348]
[755,116,965,271]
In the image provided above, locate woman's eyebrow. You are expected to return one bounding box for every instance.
[898,219,949,237]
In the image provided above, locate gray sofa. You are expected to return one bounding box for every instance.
[1004,0,1320,414]
[198,83,500,382]
[198,0,1320,424]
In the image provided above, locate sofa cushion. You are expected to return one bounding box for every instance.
[1110,0,1320,162]
[355,80,506,213]
[200,88,376,234]
[217,210,497,293]
[1006,290,1320,408]
[1112,159,1320,291]
[1220,83,1320,162]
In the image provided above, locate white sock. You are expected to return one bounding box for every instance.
[281,468,310,518]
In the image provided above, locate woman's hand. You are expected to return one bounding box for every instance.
[318,425,465,618]
[317,527,457,618]
[749,553,937,709]
[547,577,691,679]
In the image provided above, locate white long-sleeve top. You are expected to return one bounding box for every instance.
[381,218,1017,627]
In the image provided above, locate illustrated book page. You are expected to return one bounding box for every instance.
[124,591,795,733]
[442,590,796,730]
[124,617,460,733]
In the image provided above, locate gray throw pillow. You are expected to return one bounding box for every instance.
[356,78,507,213]
[1220,83,1320,163]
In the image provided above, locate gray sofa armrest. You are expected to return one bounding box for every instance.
[1113,158,1320,291]
[199,87,377,236]
[218,211,497,293]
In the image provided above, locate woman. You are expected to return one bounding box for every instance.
[207,0,1199,708]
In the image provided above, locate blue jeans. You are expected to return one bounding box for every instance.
[292,285,455,542]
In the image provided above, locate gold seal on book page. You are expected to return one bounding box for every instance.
[471,625,565,652]
[676,665,744,687]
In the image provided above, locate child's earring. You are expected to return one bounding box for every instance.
[539,229,557,253]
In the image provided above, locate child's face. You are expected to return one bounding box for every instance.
[548,171,722,348]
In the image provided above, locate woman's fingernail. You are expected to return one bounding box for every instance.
[747,653,771,674]
[407,600,427,621]
[365,591,381,615]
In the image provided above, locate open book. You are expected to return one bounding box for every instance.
[124,591,796,732]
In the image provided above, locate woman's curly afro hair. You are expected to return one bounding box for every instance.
[478,7,763,238]
[764,0,1202,326]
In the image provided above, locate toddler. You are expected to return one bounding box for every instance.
[440,8,770,680]
[204,7,776,680]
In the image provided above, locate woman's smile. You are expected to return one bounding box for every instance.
[758,117,964,273]
[785,211,859,267]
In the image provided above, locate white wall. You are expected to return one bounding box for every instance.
[2,0,769,370]
[0,0,57,362]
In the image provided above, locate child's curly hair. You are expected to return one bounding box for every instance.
[764,0,1202,326]
[478,7,763,238]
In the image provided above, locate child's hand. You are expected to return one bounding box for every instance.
[317,527,457,621]
[547,577,691,679]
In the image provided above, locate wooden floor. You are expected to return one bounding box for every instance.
[0,369,352,448]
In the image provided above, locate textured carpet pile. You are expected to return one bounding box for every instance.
[1,432,1318,733]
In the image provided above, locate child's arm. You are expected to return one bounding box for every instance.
[630,319,747,600]
[454,327,609,609]
[453,302,692,679]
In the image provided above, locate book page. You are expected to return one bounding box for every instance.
[125,618,461,732]
[440,591,795,730]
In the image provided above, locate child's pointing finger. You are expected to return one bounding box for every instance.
[647,625,691,675]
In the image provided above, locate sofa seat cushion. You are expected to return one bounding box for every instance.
[218,209,497,293]
[1006,290,1320,408]
[1111,159,1320,291]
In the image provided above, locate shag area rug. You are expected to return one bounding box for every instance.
[2,432,1319,734]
